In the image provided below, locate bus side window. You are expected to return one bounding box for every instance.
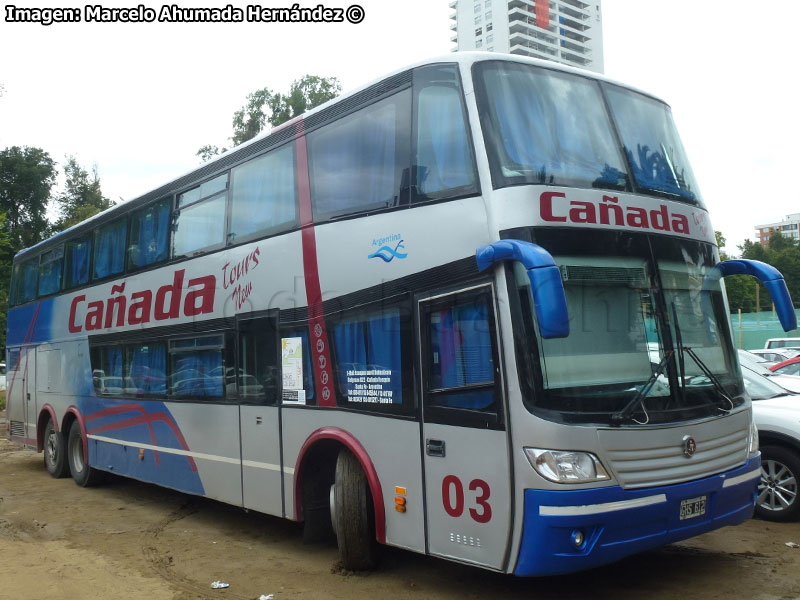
[38,245,64,297]
[239,317,279,405]
[173,174,228,257]
[330,303,411,413]
[229,143,297,245]
[128,199,170,270]
[168,335,225,399]
[413,64,478,202]
[64,236,92,289]
[13,259,39,305]
[93,217,126,280]
[423,291,499,416]
[308,88,411,221]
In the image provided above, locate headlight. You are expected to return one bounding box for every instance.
[749,421,759,454]
[524,448,611,484]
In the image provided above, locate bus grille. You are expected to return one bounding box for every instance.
[597,414,750,489]
[9,421,25,438]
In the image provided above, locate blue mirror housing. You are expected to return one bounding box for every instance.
[713,259,797,332]
[476,239,569,338]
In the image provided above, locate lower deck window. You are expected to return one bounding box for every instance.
[169,336,224,398]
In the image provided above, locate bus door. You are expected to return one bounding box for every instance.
[237,312,284,517]
[15,346,36,447]
[417,284,512,571]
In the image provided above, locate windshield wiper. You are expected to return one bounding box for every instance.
[680,346,735,412]
[611,349,673,426]
[670,302,734,413]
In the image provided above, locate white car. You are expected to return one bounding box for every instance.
[748,348,800,366]
[741,365,800,521]
[738,350,800,393]
[0,362,5,391]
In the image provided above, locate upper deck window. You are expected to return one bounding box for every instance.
[413,64,478,202]
[12,259,38,305]
[64,236,91,289]
[38,245,63,296]
[603,84,702,204]
[93,218,126,280]
[309,89,411,221]
[173,174,228,256]
[129,199,170,269]
[229,143,297,243]
[474,61,628,192]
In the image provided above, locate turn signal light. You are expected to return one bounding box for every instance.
[395,486,407,513]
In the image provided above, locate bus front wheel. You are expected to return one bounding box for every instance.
[43,418,69,478]
[333,448,379,570]
[67,420,103,487]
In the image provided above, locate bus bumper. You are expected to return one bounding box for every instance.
[514,455,760,576]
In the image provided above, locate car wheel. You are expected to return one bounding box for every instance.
[756,445,800,521]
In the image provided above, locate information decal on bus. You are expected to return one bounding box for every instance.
[281,337,306,404]
[345,368,395,404]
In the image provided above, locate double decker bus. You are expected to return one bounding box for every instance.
[5,53,796,576]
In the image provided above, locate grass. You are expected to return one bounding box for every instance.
[0,390,5,411]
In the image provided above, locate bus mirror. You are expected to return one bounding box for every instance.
[476,239,570,339]
[712,259,797,332]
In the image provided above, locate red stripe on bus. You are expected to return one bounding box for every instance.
[86,403,162,465]
[87,411,197,472]
[294,427,386,544]
[296,119,336,407]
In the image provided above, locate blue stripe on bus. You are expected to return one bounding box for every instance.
[6,300,54,346]
[81,397,205,496]
[514,456,759,576]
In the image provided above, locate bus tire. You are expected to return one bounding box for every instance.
[756,445,800,522]
[43,418,69,478]
[333,448,378,570]
[67,420,103,487]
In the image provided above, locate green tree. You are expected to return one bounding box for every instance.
[51,155,113,232]
[0,146,57,253]
[0,211,15,349]
[197,75,341,161]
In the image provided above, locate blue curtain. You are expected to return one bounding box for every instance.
[484,64,625,188]
[38,258,62,296]
[415,86,475,197]
[311,97,399,217]
[131,201,169,268]
[333,310,402,404]
[66,239,91,288]
[430,301,494,409]
[170,350,223,398]
[94,220,126,279]
[230,144,297,240]
[127,344,167,395]
[20,262,38,302]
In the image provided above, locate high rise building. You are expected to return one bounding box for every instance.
[449,0,604,74]
[755,214,800,247]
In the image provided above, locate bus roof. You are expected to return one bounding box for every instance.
[14,52,666,262]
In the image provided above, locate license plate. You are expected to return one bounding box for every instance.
[679,495,707,520]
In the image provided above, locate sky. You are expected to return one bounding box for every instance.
[1,0,798,255]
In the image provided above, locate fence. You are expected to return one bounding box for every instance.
[729,308,800,350]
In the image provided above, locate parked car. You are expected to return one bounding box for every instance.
[770,356,800,377]
[749,348,800,366]
[0,362,6,392]
[741,365,800,521]
[738,350,800,393]
[764,337,800,350]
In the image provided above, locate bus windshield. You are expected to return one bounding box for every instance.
[512,229,743,425]
[474,60,702,205]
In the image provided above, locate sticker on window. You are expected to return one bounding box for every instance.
[281,337,306,405]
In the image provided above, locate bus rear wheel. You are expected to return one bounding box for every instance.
[43,418,69,478]
[333,448,379,570]
[67,420,103,487]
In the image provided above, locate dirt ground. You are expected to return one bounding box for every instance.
[2,417,800,600]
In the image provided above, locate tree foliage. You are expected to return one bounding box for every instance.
[51,155,113,232]
[197,75,341,161]
[722,232,800,313]
[0,146,57,253]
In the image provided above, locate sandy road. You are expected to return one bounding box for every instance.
[2,434,800,600]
